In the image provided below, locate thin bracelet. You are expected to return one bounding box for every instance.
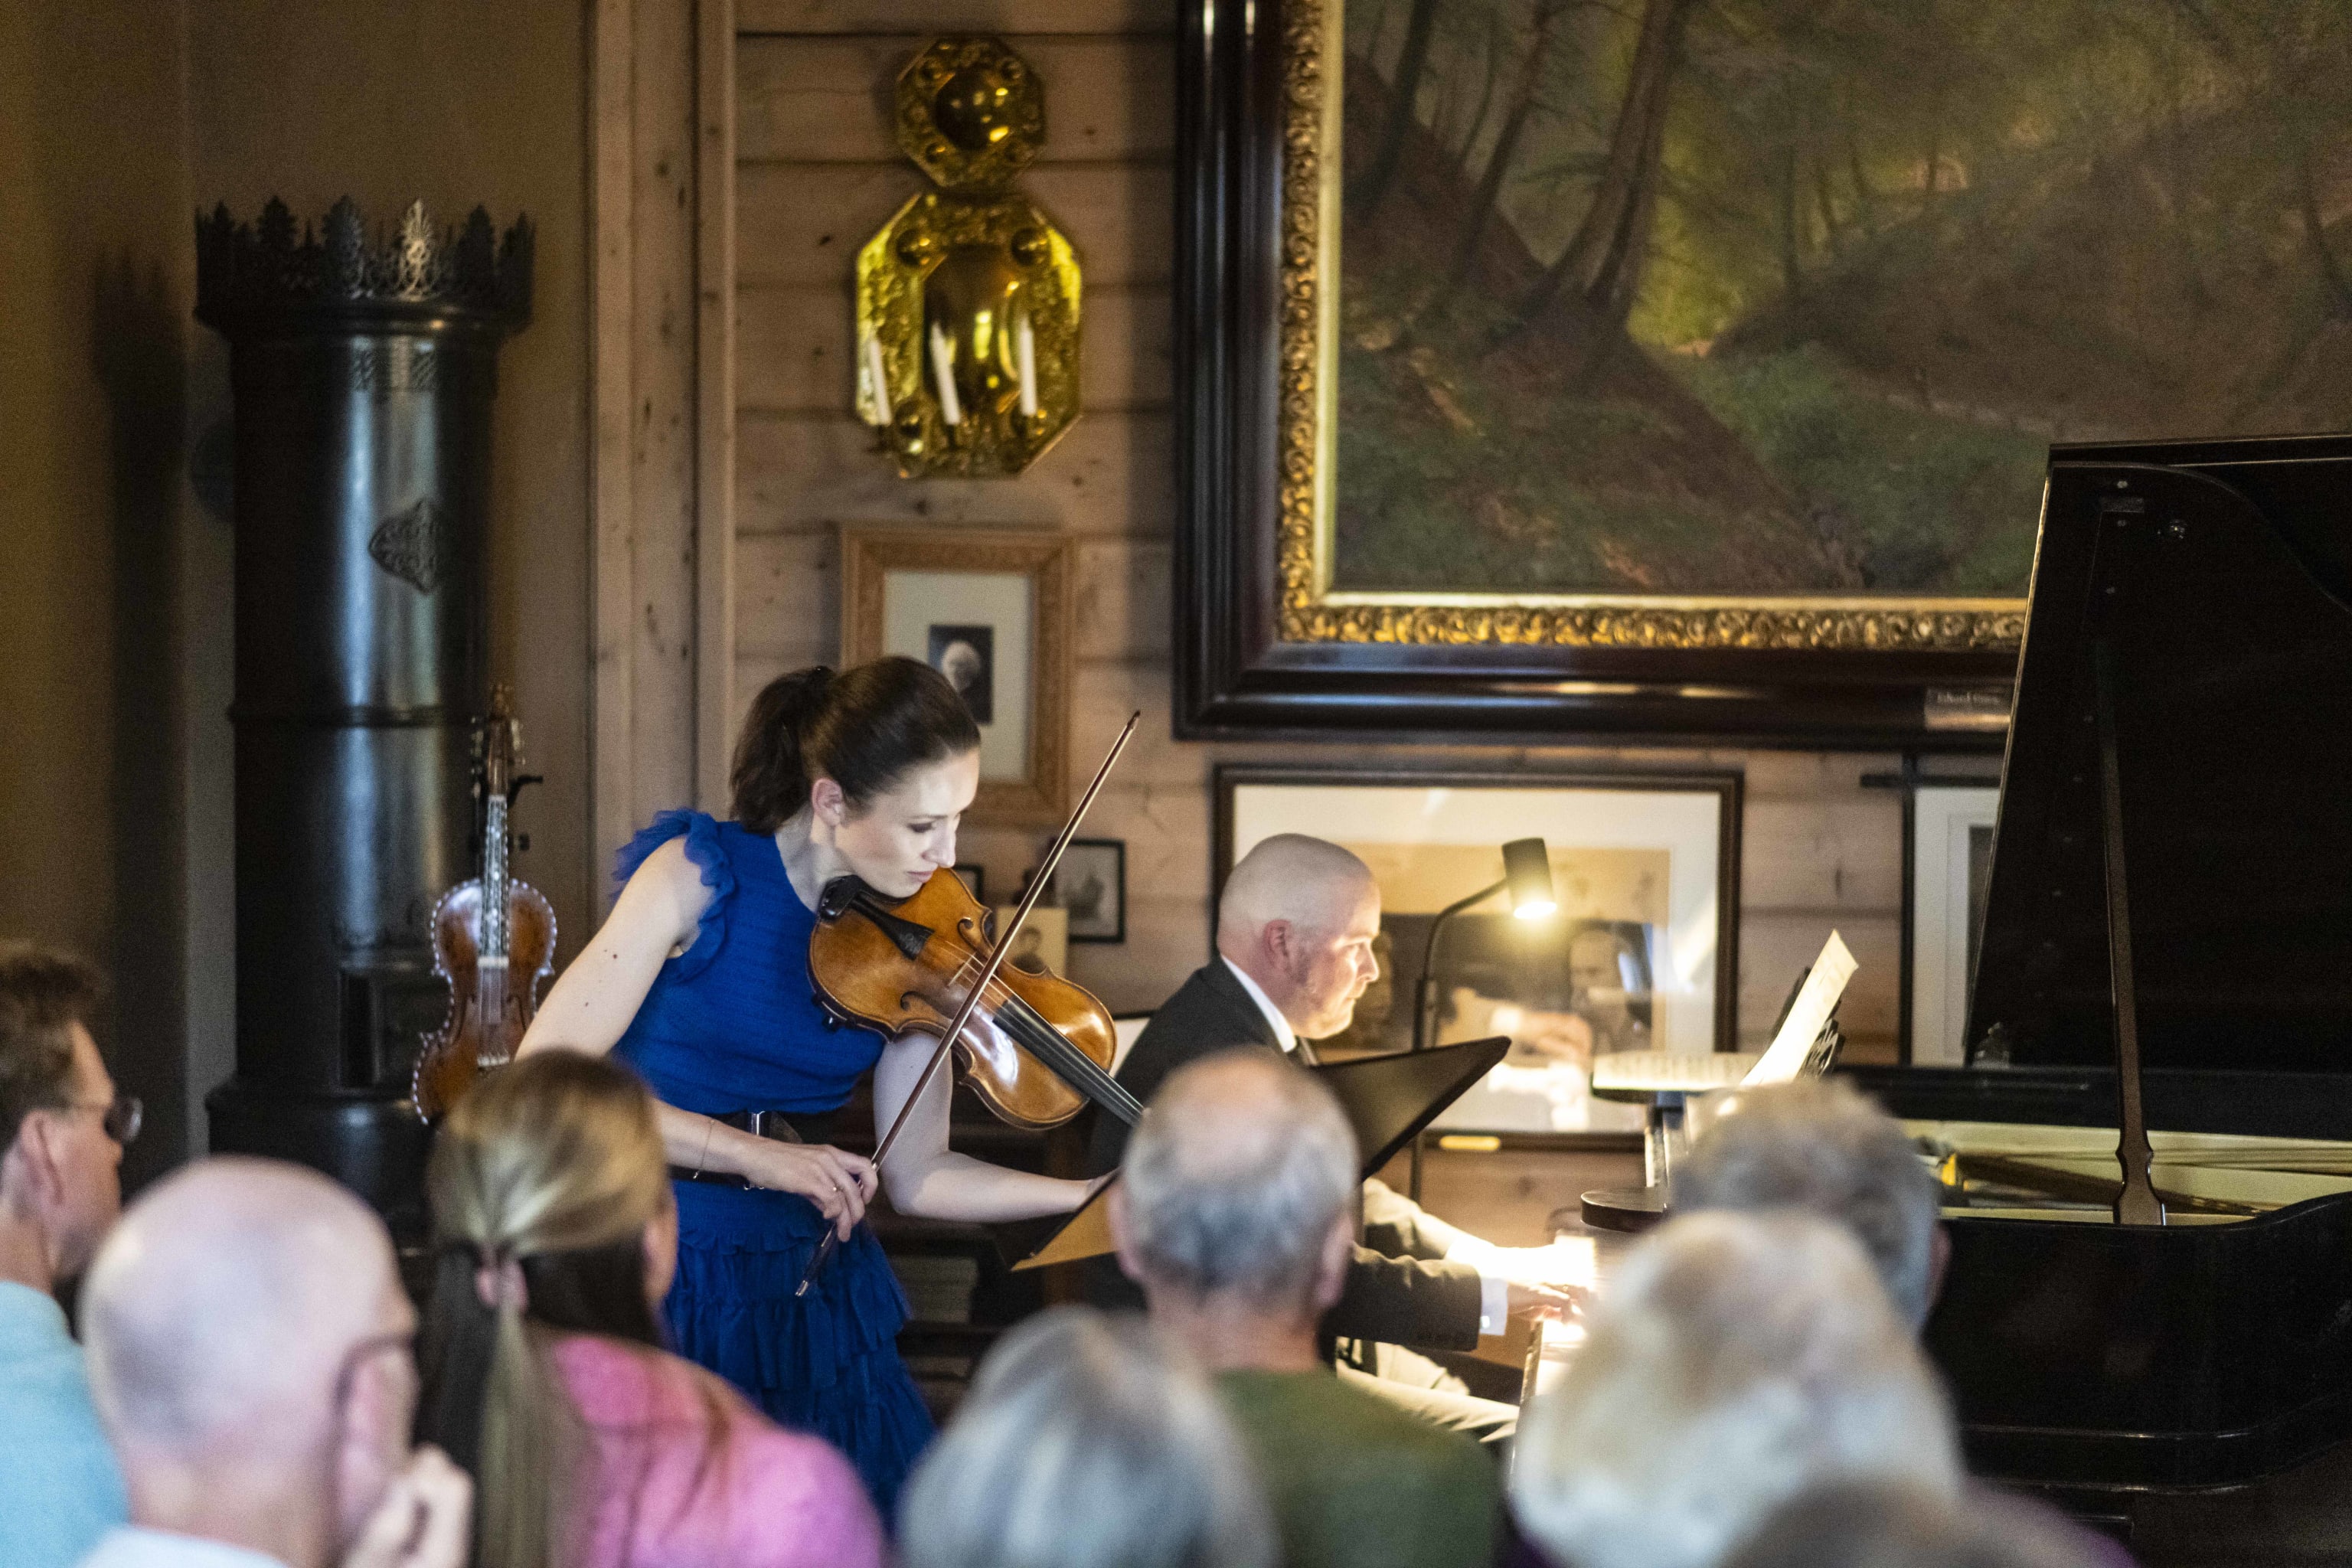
[694,1118,716,1175]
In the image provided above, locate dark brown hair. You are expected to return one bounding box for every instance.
[0,942,105,1155]
[729,657,982,834]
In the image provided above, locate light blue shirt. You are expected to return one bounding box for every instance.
[0,1279,128,1568]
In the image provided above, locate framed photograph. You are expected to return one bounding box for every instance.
[1052,839,1127,943]
[995,905,1069,978]
[841,526,1072,822]
[1906,783,2001,1067]
[1177,0,2346,743]
[1217,767,1740,1135]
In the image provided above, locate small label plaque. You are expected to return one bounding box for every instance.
[1923,686,2013,733]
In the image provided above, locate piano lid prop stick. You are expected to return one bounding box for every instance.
[794,710,1143,1298]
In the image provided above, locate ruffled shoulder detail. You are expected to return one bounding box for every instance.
[615,808,736,981]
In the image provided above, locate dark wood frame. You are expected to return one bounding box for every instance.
[1172,0,2019,747]
[1054,838,1127,944]
[1211,765,1745,1054]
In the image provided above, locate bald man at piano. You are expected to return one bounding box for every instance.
[1086,833,1586,1442]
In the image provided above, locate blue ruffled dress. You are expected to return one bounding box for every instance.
[610,809,934,1519]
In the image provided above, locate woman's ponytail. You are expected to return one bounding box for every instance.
[730,665,835,834]
[730,658,979,832]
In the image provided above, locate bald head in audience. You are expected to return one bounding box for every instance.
[1111,1049,1359,1366]
[83,1158,469,1568]
[1677,1079,1946,1327]
[1217,835,1382,1040]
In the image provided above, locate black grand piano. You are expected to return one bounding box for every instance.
[1846,432,2352,1545]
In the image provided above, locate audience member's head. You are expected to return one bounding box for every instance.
[1216,835,1381,1038]
[901,1306,1277,1568]
[1513,1210,1962,1568]
[83,1157,466,1568]
[1720,1481,2102,1568]
[418,1050,676,1568]
[1112,1049,1357,1365]
[1677,1079,1944,1325]
[0,942,130,1292]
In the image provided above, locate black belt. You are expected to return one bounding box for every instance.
[669,1109,837,1187]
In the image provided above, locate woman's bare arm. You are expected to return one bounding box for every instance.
[870,1027,1102,1223]
[517,838,879,1238]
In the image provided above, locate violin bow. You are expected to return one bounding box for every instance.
[795,710,1142,1298]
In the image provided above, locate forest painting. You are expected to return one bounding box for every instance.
[1332,0,2352,600]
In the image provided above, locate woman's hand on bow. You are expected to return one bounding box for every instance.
[740,1140,879,1240]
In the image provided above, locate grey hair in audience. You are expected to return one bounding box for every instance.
[1676,1078,1942,1325]
[1512,1210,1962,1568]
[1720,1481,2103,1568]
[899,1306,1277,1568]
[1120,1048,1357,1309]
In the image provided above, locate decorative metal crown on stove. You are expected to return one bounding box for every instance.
[195,197,533,330]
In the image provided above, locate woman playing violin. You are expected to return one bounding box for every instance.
[517,657,1099,1516]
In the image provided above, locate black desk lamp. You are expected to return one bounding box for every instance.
[1407,837,1557,1198]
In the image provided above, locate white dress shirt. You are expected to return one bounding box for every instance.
[1218,956,1511,1334]
[80,1527,291,1568]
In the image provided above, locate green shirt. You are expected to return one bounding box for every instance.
[1217,1368,1500,1568]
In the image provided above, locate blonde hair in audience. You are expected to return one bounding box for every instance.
[1512,1210,1962,1568]
[900,1306,1277,1568]
[424,1050,673,1568]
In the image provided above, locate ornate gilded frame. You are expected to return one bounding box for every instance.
[1174,0,2023,745]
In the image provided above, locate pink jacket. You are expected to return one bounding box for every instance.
[547,1334,886,1568]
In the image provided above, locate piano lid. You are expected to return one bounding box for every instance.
[1968,433,2352,1122]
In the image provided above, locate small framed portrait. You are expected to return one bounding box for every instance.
[1217,767,1741,1136]
[994,905,1070,978]
[926,625,995,724]
[841,526,1073,822]
[1906,783,2001,1066]
[1052,839,1126,944]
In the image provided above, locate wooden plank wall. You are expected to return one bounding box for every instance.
[729,0,1911,1061]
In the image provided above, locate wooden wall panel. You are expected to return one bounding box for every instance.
[738,34,1173,162]
[737,410,1174,536]
[727,4,1917,1057]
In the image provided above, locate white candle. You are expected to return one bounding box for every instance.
[1015,313,1040,418]
[861,332,892,426]
[928,323,962,427]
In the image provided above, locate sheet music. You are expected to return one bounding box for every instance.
[1741,930,1857,1087]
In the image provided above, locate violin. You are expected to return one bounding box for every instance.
[412,686,555,1123]
[809,868,1142,1131]
[795,710,1142,1298]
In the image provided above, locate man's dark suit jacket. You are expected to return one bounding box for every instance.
[1083,959,1486,1351]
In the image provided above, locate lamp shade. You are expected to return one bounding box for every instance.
[1501,837,1557,920]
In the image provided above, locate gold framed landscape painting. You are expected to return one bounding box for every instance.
[1174,0,2352,741]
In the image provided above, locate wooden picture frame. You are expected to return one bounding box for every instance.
[840,526,1073,822]
[1216,766,1742,1136]
[1174,0,2024,746]
[1903,782,2001,1067]
[1053,838,1127,944]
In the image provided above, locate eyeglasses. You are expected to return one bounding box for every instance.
[59,1095,142,1146]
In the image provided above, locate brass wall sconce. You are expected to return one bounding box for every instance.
[856,38,1082,479]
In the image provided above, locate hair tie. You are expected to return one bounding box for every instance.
[473,1242,530,1315]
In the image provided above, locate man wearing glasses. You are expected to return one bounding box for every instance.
[0,942,137,1568]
